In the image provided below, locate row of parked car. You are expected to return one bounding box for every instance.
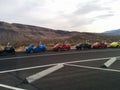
[76,41,120,49]
[24,41,120,53]
[0,41,120,56]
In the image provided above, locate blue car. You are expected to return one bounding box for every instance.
[26,44,46,53]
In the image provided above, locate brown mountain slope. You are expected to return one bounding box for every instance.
[0,21,119,44]
[0,21,76,43]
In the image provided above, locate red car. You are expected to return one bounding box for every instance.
[53,43,71,51]
[92,42,107,49]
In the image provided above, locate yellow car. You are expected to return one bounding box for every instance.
[109,42,120,48]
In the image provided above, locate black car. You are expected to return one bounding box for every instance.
[76,43,91,50]
[0,47,15,56]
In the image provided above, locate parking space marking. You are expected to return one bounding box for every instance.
[65,57,110,64]
[0,56,120,74]
[0,84,26,90]
[0,63,56,74]
[103,57,117,68]
[26,64,64,83]
[65,63,120,73]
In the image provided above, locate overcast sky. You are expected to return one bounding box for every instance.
[0,0,120,33]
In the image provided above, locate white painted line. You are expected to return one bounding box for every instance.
[65,57,109,64]
[0,49,120,61]
[0,56,118,74]
[103,57,117,68]
[0,63,56,74]
[0,84,26,90]
[65,64,120,73]
[26,64,64,83]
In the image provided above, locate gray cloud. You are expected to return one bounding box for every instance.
[75,0,111,15]
[0,0,46,24]
[0,0,119,33]
[41,13,96,32]
[96,14,114,19]
[61,14,94,27]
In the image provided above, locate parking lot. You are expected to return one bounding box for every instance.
[0,49,120,90]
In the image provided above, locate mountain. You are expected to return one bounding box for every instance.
[0,21,120,45]
[0,21,76,43]
[103,29,120,35]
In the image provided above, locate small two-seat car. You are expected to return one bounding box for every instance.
[53,43,71,51]
[76,43,91,50]
[0,44,15,56]
[26,44,46,53]
[92,42,107,49]
[109,41,120,48]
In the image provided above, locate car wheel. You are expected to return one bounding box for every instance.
[76,47,80,50]
[12,51,15,55]
[27,50,32,53]
[58,48,61,52]
[67,48,70,51]
[2,51,6,56]
[81,47,84,50]
[116,45,119,48]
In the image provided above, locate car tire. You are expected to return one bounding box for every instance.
[58,48,61,52]
[116,45,119,48]
[12,51,15,55]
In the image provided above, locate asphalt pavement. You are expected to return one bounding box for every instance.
[0,48,120,90]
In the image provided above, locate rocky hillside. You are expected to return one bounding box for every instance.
[0,21,120,45]
[0,21,75,42]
